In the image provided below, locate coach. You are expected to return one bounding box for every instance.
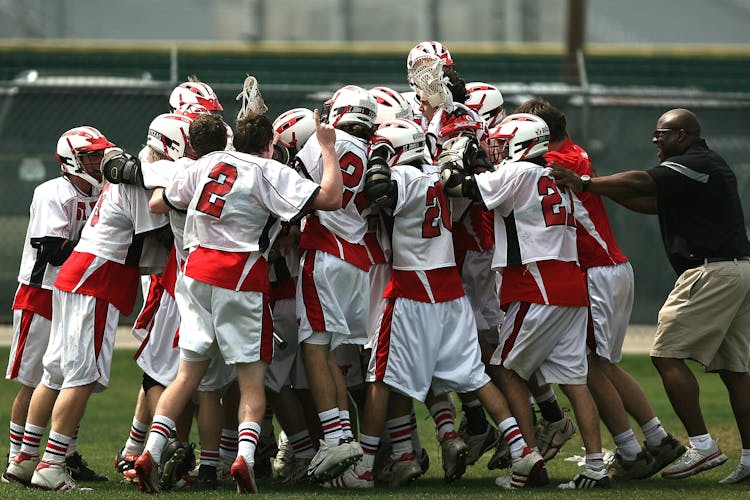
[550,108,750,484]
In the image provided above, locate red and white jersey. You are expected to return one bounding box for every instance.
[384,163,464,304]
[166,150,318,254]
[475,160,586,307]
[296,129,369,244]
[545,140,628,269]
[17,177,100,290]
[423,103,487,165]
[74,183,168,264]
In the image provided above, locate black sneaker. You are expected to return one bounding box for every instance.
[192,464,217,490]
[66,452,108,482]
[159,436,190,491]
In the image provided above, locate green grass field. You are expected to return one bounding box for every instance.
[0,348,747,499]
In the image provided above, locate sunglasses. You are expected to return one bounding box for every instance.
[652,128,683,139]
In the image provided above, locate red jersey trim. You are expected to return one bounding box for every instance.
[185,247,270,293]
[299,214,371,271]
[270,276,296,301]
[500,260,587,307]
[384,267,465,303]
[159,247,178,297]
[363,231,387,265]
[134,275,164,331]
[55,251,140,315]
[374,298,396,381]
[12,284,53,320]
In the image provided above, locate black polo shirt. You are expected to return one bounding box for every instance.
[647,139,750,274]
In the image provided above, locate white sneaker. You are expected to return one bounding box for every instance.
[278,456,312,485]
[495,448,547,490]
[273,430,293,476]
[5,452,39,486]
[719,463,750,484]
[536,415,576,461]
[661,441,728,479]
[307,438,363,482]
[323,461,374,489]
[30,461,92,491]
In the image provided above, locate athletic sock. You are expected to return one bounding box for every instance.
[238,421,261,466]
[144,415,175,464]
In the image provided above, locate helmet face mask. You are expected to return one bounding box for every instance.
[489,113,550,164]
[371,119,425,167]
[56,126,115,188]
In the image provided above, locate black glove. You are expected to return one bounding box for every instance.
[364,156,395,208]
[272,143,291,166]
[101,148,144,187]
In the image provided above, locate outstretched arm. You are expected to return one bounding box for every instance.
[310,109,343,210]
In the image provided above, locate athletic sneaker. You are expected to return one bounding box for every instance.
[661,442,728,479]
[323,462,374,489]
[536,415,576,461]
[66,451,108,482]
[388,452,423,486]
[230,455,257,494]
[272,430,293,477]
[114,447,138,477]
[559,467,611,489]
[487,438,512,470]
[608,450,660,480]
[466,425,500,466]
[134,450,162,493]
[278,457,312,485]
[307,437,363,482]
[191,464,218,490]
[645,434,687,471]
[719,463,750,484]
[494,447,547,490]
[417,448,430,475]
[439,431,468,483]
[5,451,39,486]
[31,460,91,491]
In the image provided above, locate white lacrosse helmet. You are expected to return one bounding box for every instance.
[56,126,115,188]
[272,108,316,150]
[488,113,549,164]
[369,86,414,124]
[326,85,378,129]
[174,102,210,120]
[407,40,453,71]
[465,82,505,129]
[146,113,193,161]
[370,119,426,167]
[169,81,223,112]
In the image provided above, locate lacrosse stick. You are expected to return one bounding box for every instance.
[236,75,268,120]
[407,54,454,112]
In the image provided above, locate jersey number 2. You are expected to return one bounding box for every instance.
[422,182,452,238]
[196,162,237,218]
[538,176,575,227]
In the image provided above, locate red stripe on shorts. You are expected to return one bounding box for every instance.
[374,298,396,381]
[500,302,531,362]
[9,310,34,379]
[94,298,108,357]
[301,250,325,332]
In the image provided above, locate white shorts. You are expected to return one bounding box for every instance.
[491,302,588,385]
[297,250,369,350]
[265,297,299,393]
[176,275,273,365]
[6,309,52,386]
[366,263,391,349]
[135,288,181,387]
[461,249,504,336]
[42,290,119,391]
[366,296,490,401]
[586,262,634,363]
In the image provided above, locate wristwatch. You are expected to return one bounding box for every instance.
[580,174,592,192]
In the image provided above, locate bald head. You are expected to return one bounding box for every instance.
[658,108,701,137]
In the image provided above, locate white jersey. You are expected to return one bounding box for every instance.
[390,164,455,271]
[296,129,369,244]
[475,160,578,271]
[402,91,424,128]
[165,150,319,254]
[75,183,168,264]
[17,177,100,289]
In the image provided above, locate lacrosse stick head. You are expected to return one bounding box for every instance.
[236,75,268,120]
[408,54,453,112]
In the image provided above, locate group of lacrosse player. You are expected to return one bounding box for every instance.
[4,40,704,493]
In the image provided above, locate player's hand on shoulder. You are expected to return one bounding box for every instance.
[314,108,336,148]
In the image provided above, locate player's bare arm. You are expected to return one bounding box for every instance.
[310,108,343,210]
[149,187,169,213]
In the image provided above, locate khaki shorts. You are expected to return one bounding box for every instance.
[651,260,750,372]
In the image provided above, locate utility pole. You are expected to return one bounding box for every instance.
[565,0,586,85]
